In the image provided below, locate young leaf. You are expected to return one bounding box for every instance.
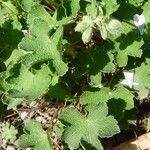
[1,122,18,144]
[62,0,80,17]
[99,25,108,40]
[86,0,98,18]
[82,27,93,43]
[59,103,120,150]
[89,72,102,88]
[2,1,18,15]
[21,0,38,12]
[104,0,119,16]
[107,19,122,35]
[75,16,93,32]
[19,119,52,150]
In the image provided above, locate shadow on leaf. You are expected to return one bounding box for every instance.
[107,98,126,121]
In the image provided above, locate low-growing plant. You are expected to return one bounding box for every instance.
[0,0,150,149]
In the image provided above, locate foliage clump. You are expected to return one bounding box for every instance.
[0,0,150,149]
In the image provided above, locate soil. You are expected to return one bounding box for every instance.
[0,96,150,150]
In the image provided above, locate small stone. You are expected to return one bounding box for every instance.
[20,112,28,120]
[6,145,15,150]
[35,116,43,123]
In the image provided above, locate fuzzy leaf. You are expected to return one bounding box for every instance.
[142,2,150,41]
[99,25,108,40]
[75,16,93,32]
[134,63,150,99]
[80,85,134,120]
[86,0,98,18]
[1,122,18,144]
[59,103,120,150]
[21,0,38,12]
[80,87,111,104]
[19,19,68,76]
[108,86,134,120]
[52,0,80,26]
[104,0,119,16]
[74,48,115,76]
[115,31,144,67]
[47,83,74,101]
[27,4,53,25]
[2,64,51,101]
[112,86,134,110]
[89,72,102,88]
[107,19,122,35]
[113,2,137,34]
[2,1,18,14]
[82,27,93,43]
[19,120,52,150]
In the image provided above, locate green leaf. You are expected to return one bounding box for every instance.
[104,0,119,16]
[1,95,24,109]
[99,25,108,40]
[142,2,150,24]
[2,1,18,14]
[86,0,98,18]
[21,0,39,12]
[108,86,134,120]
[80,85,134,109]
[62,0,80,17]
[74,47,115,76]
[134,63,150,99]
[1,122,18,144]
[3,64,51,101]
[19,119,52,150]
[113,2,137,34]
[58,103,120,150]
[75,16,93,32]
[4,49,24,68]
[89,72,102,88]
[52,0,80,26]
[19,19,68,76]
[142,2,150,41]
[107,19,122,35]
[80,87,111,105]
[27,4,52,25]
[80,85,134,120]
[127,0,144,7]
[82,27,93,43]
[47,83,74,101]
[112,86,134,110]
[0,21,23,62]
[114,31,144,67]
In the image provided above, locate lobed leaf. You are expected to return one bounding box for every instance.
[59,103,120,150]
[19,120,52,150]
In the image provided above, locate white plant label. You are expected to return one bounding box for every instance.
[133,14,145,35]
